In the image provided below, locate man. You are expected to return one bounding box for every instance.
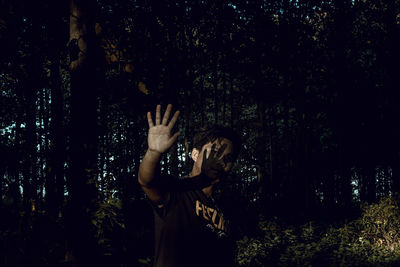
[138,104,240,267]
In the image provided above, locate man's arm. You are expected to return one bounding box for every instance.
[138,104,180,204]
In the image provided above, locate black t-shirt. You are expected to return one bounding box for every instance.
[151,177,235,267]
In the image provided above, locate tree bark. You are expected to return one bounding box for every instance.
[65,0,102,266]
[23,70,38,216]
[46,52,65,218]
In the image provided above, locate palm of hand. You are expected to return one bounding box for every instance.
[201,143,227,180]
[146,104,180,154]
[148,126,172,153]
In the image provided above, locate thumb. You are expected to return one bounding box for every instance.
[167,132,180,147]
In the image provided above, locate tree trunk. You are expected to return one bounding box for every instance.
[213,61,219,124]
[360,166,376,203]
[256,100,266,195]
[23,73,38,217]
[46,52,65,218]
[385,0,400,195]
[65,0,102,266]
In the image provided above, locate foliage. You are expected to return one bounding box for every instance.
[236,196,400,266]
[0,207,66,266]
[359,196,400,258]
[92,197,126,253]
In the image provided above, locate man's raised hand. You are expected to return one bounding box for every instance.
[147,104,180,154]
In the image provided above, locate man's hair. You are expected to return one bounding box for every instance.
[192,125,241,159]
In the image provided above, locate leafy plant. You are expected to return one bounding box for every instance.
[92,197,126,254]
[236,196,400,266]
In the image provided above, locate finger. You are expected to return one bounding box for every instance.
[222,153,234,165]
[216,144,227,159]
[209,144,217,158]
[167,110,180,129]
[147,112,154,128]
[202,148,208,163]
[167,132,180,147]
[155,105,161,125]
[162,104,172,125]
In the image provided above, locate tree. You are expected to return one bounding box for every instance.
[65,0,103,265]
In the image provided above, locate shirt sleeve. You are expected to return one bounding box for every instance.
[147,174,179,218]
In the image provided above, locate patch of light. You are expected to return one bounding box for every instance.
[351,167,360,202]
[228,3,237,9]
[0,123,26,136]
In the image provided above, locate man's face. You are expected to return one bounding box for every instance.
[195,138,235,174]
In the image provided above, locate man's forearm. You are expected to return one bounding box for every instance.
[138,149,162,187]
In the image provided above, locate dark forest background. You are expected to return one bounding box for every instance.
[2,0,400,266]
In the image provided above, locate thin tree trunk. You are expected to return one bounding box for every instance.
[230,75,235,127]
[214,61,219,124]
[266,108,274,205]
[200,68,205,126]
[222,73,227,122]
[12,92,23,202]
[46,51,65,218]
[256,100,265,195]
[23,78,37,216]
[38,87,47,210]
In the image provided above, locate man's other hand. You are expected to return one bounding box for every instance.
[201,144,227,181]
